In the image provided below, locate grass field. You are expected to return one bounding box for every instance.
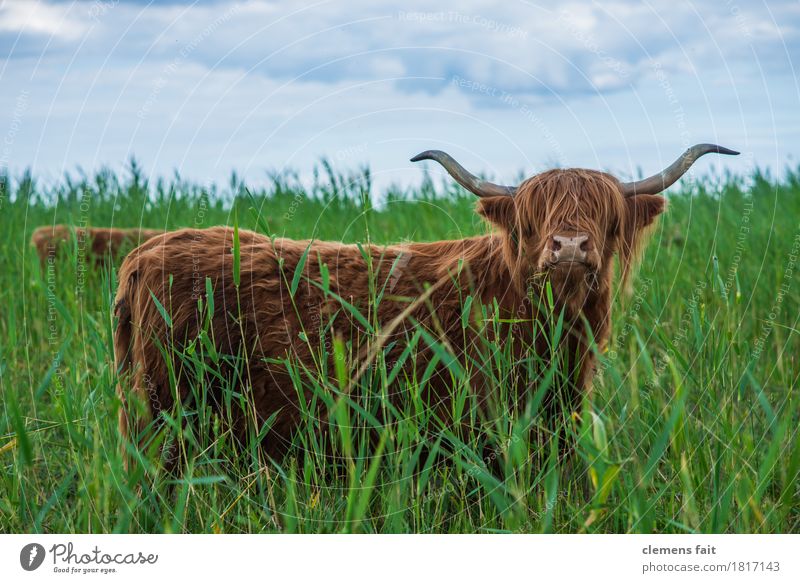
[0,161,798,534]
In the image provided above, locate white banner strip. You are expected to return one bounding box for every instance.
[1,534,797,582]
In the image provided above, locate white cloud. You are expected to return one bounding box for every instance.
[0,0,796,187]
[0,0,88,40]
[5,0,797,99]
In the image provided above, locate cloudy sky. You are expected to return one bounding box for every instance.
[0,0,797,191]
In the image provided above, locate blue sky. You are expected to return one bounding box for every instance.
[1,0,797,192]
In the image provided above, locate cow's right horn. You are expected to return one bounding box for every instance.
[411,150,517,197]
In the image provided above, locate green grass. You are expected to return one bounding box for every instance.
[0,161,798,533]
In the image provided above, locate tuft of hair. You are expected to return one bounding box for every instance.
[515,168,627,246]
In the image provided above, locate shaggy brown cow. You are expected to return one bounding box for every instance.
[32,225,163,266]
[114,144,737,457]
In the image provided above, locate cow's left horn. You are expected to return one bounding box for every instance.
[621,143,740,196]
[411,150,516,197]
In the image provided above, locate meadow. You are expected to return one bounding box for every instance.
[0,160,798,533]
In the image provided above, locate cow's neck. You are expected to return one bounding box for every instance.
[414,234,518,302]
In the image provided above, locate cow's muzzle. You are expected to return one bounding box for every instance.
[549,234,589,264]
[540,233,598,268]
[536,233,601,288]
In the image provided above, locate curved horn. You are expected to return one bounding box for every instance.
[622,143,740,196]
[410,150,516,197]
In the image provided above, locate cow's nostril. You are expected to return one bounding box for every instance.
[552,239,562,252]
[580,240,589,252]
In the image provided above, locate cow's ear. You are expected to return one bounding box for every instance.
[619,194,666,289]
[477,196,517,230]
[625,194,666,232]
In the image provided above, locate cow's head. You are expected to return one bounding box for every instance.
[412,144,738,312]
